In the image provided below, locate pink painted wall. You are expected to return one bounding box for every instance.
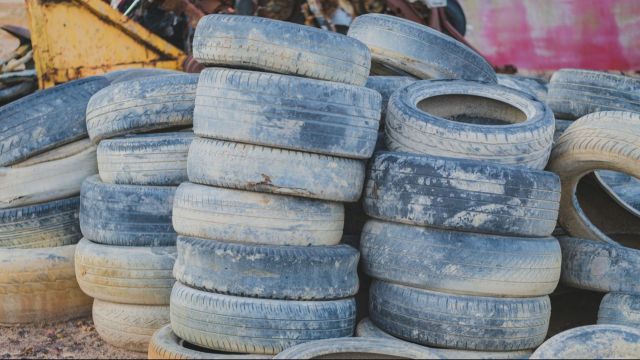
[460,0,640,70]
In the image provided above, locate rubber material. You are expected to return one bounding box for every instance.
[530,325,640,359]
[172,182,344,246]
[273,338,440,359]
[103,69,180,84]
[595,170,640,217]
[187,138,365,202]
[80,175,177,246]
[497,74,548,101]
[364,152,560,237]
[193,15,371,85]
[75,238,176,305]
[193,68,381,159]
[598,293,640,328]
[553,119,572,144]
[169,282,356,354]
[364,76,416,125]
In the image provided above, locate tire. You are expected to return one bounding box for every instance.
[0,197,81,249]
[86,74,197,143]
[364,152,560,237]
[385,80,554,169]
[192,15,371,86]
[370,280,551,351]
[187,138,365,202]
[598,293,640,328]
[364,76,416,126]
[595,170,640,217]
[547,69,640,120]
[75,238,176,305]
[530,325,640,359]
[0,76,108,166]
[0,245,92,325]
[558,236,640,294]
[497,74,548,102]
[0,139,97,209]
[170,282,356,354]
[347,14,496,83]
[174,235,359,300]
[361,219,561,297]
[548,111,640,244]
[103,69,181,84]
[92,299,170,352]
[193,68,381,159]
[172,182,344,246]
[344,200,367,236]
[553,119,572,144]
[80,176,176,246]
[273,338,440,359]
[98,132,193,186]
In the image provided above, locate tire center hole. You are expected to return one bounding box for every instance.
[417,94,528,125]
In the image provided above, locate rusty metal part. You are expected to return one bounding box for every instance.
[183,56,205,73]
[385,0,424,23]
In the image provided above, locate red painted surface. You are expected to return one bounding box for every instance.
[460,0,640,70]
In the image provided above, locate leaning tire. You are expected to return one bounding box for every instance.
[192,15,371,85]
[497,74,548,101]
[530,325,640,359]
[103,68,180,84]
[273,338,440,359]
[385,80,554,169]
[347,14,496,82]
[364,152,560,237]
[598,293,640,328]
[364,76,416,125]
[170,282,356,354]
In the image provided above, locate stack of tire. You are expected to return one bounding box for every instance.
[347,14,563,358]
[0,77,108,325]
[146,15,382,358]
[74,73,198,352]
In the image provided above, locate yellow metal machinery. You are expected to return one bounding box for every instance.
[25,0,187,88]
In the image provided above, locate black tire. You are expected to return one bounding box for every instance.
[348,14,496,82]
[385,80,554,169]
[193,68,381,160]
[547,69,640,120]
[103,68,181,84]
[0,76,108,166]
[273,338,440,359]
[497,74,548,101]
[80,175,176,246]
[444,0,467,36]
[187,138,365,202]
[174,235,359,300]
[192,15,371,86]
[370,280,551,351]
[98,132,193,186]
[364,152,560,237]
[361,219,561,297]
[530,325,640,359]
[598,293,640,328]
[0,197,81,249]
[169,282,356,354]
[364,76,416,126]
[86,74,197,143]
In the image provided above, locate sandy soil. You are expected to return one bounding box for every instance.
[0,0,29,59]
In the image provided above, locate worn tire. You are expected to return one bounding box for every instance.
[170,282,356,354]
[103,69,180,84]
[0,76,108,166]
[497,74,548,101]
[187,138,365,202]
[193,15,371,85]
[553,119,572,144]
[530,325,640,359]
[361,219,561,297]
[364,152,560,237]
[174,235,359,300]
[93,299,170,352]
[75,238,176,305]
[80,175,176,246]
[386,80,554,169]
[173,182,343,246]
[86,74,197,143]
[0,245,92,325]
[547,69,640,119]
[273,338,440,359]
[364,76,416,125]
[98,132,192,186]
[348,14,496,82]
[0,197,81,249]
[370,280,550,351]
[194,68,381,159]
[598,293,640,328]
[595,170,640,217]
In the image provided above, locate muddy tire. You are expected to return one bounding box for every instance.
[364,152,560,237]
[385,80,554,169]
[0,76,108,166]
[0,197,81,249]
[530,325,640,359]
[103,69,180,84]
[0,245,92,325]
[98,132,193,186]
[547,69,640,119]
[193,15,371,85]
[370,280,550,351]
[187,138,365,202]
[598,293,640,328]
[93,299,170,352]
[75,238,176,305]
[80,176,176,246]
[361,219,561,297]
[194,68,381,159]
[364,76,416,125]
[86,74,197,143]
[174,235,359,300]
[273,338,440,359]
[170,282,356,354]
[497,74,548,101]
[173,182,343,246]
